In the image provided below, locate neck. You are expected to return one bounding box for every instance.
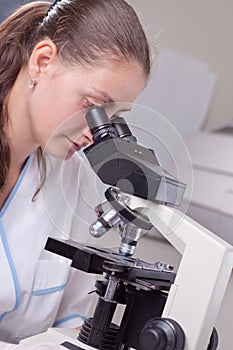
[6,69,39,167]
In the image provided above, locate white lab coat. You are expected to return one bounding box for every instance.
[0,151,100,345]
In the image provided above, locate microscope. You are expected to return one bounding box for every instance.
[23,107,233,350]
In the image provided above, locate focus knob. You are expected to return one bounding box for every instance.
[139,318,185,350]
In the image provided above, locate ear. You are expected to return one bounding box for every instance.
[28,39,58,81]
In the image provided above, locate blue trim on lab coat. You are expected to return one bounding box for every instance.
[0,219,20,320]
[0,155,32,217]
[0,155,32,320]
[32,285,66,296]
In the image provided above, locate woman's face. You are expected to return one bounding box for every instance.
[27,57,146,160]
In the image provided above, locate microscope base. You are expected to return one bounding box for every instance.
[21,328,98,350]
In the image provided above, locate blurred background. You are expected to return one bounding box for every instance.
[129,0,233,132]
[1,0,232,132]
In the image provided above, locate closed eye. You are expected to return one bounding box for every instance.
[83,98,103,110]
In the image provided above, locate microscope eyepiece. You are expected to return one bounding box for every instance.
[86,106,117,143]
[111,116,137,142]
[86,107,109,130]
[86,107,137,144]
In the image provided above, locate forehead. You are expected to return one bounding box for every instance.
[54,60,146,102]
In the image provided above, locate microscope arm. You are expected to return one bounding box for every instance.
[142,202,233,350]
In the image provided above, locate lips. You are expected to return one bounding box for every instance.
[66,134,92,153]
[71,142,81,152]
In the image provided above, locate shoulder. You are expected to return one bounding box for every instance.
[43,151,100,200]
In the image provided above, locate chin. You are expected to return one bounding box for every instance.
[43,148,74,161]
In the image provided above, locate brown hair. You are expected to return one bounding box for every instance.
[0,0,151,189]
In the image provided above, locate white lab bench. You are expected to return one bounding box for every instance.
[184,131,233,245]
[184,131,233,349]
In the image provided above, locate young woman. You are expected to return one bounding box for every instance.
[0,0,151,347]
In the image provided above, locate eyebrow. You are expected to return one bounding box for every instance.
[88,88,132,113]
[89,88,114,103]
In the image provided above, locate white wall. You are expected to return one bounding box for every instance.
[129,0,233,131]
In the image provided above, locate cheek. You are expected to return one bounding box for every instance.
[28,88,87,146]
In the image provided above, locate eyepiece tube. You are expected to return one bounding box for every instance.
[86,107,110,131]
[86,107,117,143]
[111,116,137,142]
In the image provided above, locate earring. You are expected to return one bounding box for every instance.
[29,79,36,89]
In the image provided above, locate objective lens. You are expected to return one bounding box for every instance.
[89,207,122,238]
